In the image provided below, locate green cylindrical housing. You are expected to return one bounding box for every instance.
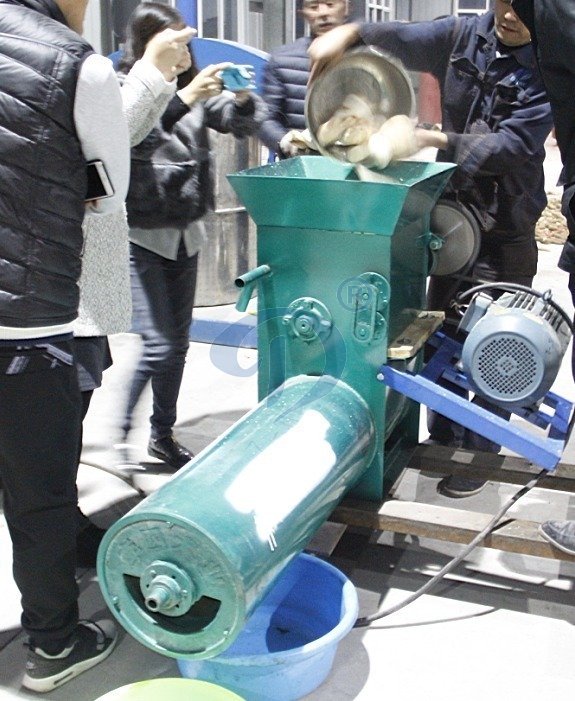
[97,375,375,660]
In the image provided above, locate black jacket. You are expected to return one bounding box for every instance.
[0,0,93,326]
[361,14,552,279]
[126,90,266,230]
[512,0,575,272]
[259,36,312,152]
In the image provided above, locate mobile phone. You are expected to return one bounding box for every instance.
[85,160,114,201]
[220,65,256,92]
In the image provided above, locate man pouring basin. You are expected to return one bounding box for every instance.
[308,1,553,497]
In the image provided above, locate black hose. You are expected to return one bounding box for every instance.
[80,459,147,497]
[454,282,574,332]
[354,468,547,627]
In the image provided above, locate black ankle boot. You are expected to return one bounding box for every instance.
[148,435,194,469]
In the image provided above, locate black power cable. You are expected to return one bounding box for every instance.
[354,467,547,627]
[454,282,574,333]
[354,282,571,626]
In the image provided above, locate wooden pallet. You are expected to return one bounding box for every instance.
[331,443,575,563]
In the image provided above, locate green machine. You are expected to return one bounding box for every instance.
[97,155,455,661]
[230,156,455,500]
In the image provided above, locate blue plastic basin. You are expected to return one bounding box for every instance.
[178,553,358,701]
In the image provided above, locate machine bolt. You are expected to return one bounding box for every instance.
[144,574,193,614]
[295,316,313,335]
[284,297,333,341]
[140,560,197,617]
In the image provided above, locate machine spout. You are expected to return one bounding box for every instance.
[145,577,184,613]
[234,264,271,312]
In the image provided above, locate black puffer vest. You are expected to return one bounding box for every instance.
[0,0,93,327]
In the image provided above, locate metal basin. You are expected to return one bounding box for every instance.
[305,47,415,163]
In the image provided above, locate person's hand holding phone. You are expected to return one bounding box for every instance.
[177,62,232,105]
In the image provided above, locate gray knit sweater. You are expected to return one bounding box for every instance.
[74,60,176,337]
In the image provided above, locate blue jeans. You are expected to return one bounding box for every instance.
[123,242,198,439]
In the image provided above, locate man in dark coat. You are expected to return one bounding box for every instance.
[308,2,552,496]
[512,0,575,556]
[259,0,348,158]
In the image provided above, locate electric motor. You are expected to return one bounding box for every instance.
[459,290,572,410]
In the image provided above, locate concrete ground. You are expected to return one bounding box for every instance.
[2,142,575,700]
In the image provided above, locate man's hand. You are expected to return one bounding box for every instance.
[346,115,420,168]
[308,23,361,82]
[143,27,196,82]
[414,125,448,151]
[279,130,318,157]
[279,130,302,157]
[365,115,418,167]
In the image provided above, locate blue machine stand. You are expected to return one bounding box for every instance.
[379,331,575,471]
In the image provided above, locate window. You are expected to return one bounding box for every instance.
[199,0,219,38]
[366,0,395,22]
[455,0,490,17]
[246,0,264,48]
[196,0,263,44]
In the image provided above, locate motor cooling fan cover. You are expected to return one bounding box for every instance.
[461,307,565,409]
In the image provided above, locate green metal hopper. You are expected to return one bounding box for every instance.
[228,156,456,499]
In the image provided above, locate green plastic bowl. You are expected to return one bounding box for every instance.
[94,678,245,701]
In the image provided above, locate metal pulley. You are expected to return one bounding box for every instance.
[428,199,481,277]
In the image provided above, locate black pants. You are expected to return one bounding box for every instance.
[0,337,82,647]
[561,185,575,381]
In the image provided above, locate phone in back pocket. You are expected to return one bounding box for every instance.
[85,160,114,201]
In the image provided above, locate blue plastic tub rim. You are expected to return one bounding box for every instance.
[204,553,359,667]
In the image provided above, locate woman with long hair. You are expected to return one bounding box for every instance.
[118,2,266,469]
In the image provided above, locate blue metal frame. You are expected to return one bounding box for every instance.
[189,315,257,349]
[378,332,574,470]
[176,0,197,28]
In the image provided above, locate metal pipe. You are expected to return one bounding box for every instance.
[234,263,271,312]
